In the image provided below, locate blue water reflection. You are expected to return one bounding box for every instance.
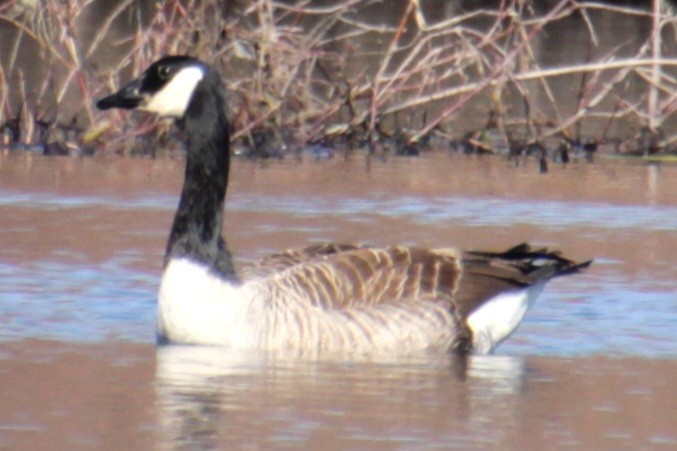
[0,259,156,343]
[1,190,675,231]
[238,195,677,231]
[0,189,675,356]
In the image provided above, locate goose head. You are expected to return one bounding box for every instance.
[97,56,235,281]
[97,56,209,118]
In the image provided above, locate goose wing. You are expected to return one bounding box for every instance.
[252,242,589,318]
[258,245,464,310]
[243,243,589,354]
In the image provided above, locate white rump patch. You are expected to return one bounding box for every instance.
[141,66,205,117]
[467,282,546,354]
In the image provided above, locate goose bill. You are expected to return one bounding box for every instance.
[96,79,144,110]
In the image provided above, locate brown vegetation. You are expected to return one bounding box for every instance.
[0,0,675,160]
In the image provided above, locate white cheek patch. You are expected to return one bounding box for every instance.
[141,66,205,117]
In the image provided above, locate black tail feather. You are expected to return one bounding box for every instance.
[466,243,592,279]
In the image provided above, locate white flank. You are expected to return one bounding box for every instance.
[466,282,546,354]
[141,66,205,117]
[157,258,254,345]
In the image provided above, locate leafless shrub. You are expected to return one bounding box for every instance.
[0,0,675,156]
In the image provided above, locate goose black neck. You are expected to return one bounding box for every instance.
[164,69,238,282]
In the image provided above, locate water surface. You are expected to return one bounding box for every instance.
[0,153,675,449]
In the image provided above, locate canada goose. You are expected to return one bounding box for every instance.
[97,56,591,355]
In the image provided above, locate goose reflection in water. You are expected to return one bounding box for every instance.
[154,346,526,449]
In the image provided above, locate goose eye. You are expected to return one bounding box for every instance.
[158,65,172,80]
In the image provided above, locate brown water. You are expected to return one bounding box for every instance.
[1,341,675,450]
[0,152,676,449]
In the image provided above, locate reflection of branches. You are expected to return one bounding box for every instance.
[0,0,675,154]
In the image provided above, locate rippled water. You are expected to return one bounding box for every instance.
[0,153,675,449]
[1,154,675,356]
